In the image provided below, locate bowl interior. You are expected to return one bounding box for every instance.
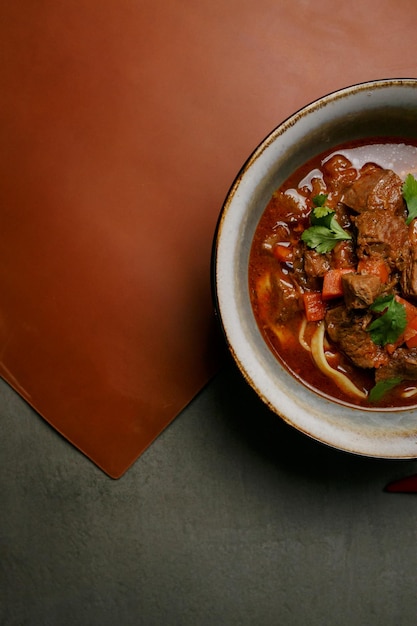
[214,79,417,459]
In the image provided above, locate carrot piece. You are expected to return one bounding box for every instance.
[272,244,293,263]
[395,297,417,348]
[357,257,390,283]
[386,295,417,349]
[395,295,417,325]
[405,317,417,348]
[303,292,326,322]
[322,268,354,300]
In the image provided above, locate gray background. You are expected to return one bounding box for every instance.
[1,355,416,626]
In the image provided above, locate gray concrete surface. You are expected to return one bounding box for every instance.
[1,357,417,626]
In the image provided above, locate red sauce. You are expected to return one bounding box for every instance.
[248,137,417,409]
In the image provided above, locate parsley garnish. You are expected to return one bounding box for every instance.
[403,173,417,225]
[368,295,407,346]
[369,377,402,402]
[301,200,352,254]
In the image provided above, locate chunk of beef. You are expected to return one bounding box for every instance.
[271,272,301,323]
[325,305,389,369]
[332,240,357,269]
[333,201,354,229]
[292,242,322,291]
[343,168,406,216]
[342,273,382,310]
[322,155,358,192]
[303,249,331,278]
[401,218,417,299]
[354,209,409,271]
[375,347,417,383]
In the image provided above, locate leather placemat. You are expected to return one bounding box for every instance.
[1,0,416,477]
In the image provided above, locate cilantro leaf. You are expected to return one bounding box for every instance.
[311,205,333,223]
[403,173,417,225]
[369,377,402,402]
[368,295,407,346]
[328,215,351,239]
[301,213,352,254]
[301,226,338,253]
[312,194,328,208]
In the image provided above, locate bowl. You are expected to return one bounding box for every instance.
[212,78,417,459]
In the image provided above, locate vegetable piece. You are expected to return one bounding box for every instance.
[303,291,326,322]
[369,377,402,403]
[404,316,417,348]
[272,244,293,263]
[395,296,417,348]
[322,268,354,300]
[368,295,407,346]
[395,295,417,323]
[387,295,417,349]
[357,257,390,283]
[403,173,417,225]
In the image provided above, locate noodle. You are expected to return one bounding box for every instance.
[310,322,367,400]
[401,387,417,398]
[298,317,311,352]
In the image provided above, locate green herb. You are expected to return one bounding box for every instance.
[368,295,407,346]
[369,377,402,402]
[311,205,333,222]
[312,193,328,208]
[301,205,352,254]
[403,173,417,225]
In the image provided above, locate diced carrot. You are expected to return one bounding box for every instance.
[272,244,293,263]
[357,257,390,283]
[322,268,354,300]
[388,295,417,349]
[303,291,326,322]
[395,295,417,325]
[405,317,417,348]
[399,299,417,347]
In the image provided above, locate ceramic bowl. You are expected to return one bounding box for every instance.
[212,78,417,459]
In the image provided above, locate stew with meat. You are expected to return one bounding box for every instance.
[248,138,417,408]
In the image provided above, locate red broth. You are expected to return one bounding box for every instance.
[248,138,417,409]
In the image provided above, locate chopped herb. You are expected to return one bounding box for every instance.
[369,377,402,402]
[312,193,328,208]
[301,205,352,254]
[403,173,417,225]
[311,204,333,222]
[368,295,407,346]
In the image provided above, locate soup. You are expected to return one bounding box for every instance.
[248,138,417,408]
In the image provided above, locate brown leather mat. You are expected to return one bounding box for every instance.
[0,0,415,477]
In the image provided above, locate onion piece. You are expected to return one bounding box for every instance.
[310,321,367,399]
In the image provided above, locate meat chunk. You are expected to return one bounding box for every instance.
[354,209,409,270]
[332,240,357,269]
[271,272,301,323]
[303,249,331,278]
[292,242,322,291]
[401,218,417,299]
[375,347,417,382]
[343,168,406,216]
[325,306,389,369]
[342,273,382,310]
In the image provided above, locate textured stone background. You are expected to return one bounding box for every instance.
[1,360,416,626]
